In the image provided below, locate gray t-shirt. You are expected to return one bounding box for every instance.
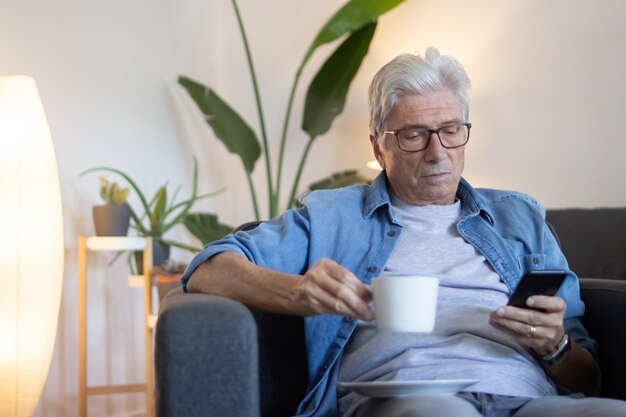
[338,196,556,416]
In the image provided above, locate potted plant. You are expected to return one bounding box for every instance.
[178,0,405,220]
[92,177,132,236]
[82,158,225,272]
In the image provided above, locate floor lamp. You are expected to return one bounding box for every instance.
[0,76,64,417]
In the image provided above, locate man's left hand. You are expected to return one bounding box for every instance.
[489,295,566,356]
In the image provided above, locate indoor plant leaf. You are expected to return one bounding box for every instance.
[150,186,167,235]
[308,170,371,191]
[302,21,376,138]
[302,0,405,67]
[158,158,225,234]
[178,76,261,173]
[183,212,233,246]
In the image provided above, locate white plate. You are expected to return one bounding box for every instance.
[338,379,479,398]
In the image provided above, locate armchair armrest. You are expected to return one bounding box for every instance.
[155,289,260,417]
[579,278,626,400]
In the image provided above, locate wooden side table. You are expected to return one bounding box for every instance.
[77,236,155,417]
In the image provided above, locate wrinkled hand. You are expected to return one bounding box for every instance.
[294,258,373,321]
[489,295,566,356]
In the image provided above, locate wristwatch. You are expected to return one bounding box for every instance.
[541,332,571,365]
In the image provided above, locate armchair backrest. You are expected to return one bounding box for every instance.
[546,208,626,280]
[546,208,626,400]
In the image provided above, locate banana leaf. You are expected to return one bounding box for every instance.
[302,21,376,138]
[183,212,233,246]
[178,76,261,174]
[301,0,405,68]
[308,170,371,191]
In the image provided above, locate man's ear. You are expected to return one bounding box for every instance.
[370,134,384,170]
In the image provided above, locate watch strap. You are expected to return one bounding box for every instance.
[542,332,571,364]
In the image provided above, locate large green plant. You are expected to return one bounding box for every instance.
[179,0,404,220]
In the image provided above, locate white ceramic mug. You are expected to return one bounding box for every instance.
[371,275,439,332]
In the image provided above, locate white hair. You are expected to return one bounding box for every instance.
[368,47,471,145]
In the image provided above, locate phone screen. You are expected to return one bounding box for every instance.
[507,270,567,308]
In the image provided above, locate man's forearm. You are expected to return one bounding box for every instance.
[186,251,305,315]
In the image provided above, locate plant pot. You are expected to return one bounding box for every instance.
[92,203,132,236]
[133,240,171,274]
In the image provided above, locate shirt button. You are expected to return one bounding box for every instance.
[533,258,540,265]
[368,266,378,273]
[387,230,396,237]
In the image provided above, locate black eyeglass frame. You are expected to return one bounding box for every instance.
[383,122,472,153]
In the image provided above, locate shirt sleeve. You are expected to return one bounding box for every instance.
[180,206,311,292]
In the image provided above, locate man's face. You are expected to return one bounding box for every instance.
[371,90,466,206]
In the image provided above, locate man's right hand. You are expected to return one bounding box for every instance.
[293,258,374,322]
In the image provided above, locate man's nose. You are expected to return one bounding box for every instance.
[423,132,447,160]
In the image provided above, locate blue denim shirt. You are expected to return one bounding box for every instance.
[181,173,594,417]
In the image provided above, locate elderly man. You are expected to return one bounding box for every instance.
[182,48,626,417]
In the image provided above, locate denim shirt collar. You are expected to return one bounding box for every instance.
[363,173,396,222]
[457,177,495,225]
[363,172,495,225]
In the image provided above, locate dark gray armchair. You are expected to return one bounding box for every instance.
[155,208,626,417]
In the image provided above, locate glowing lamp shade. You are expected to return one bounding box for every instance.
[0,76,64,416]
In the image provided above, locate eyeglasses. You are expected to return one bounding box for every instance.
[383,122,472,153]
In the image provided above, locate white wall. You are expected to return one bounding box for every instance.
[1,0,626,416]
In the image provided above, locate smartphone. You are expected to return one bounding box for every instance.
[507,270,567,308]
